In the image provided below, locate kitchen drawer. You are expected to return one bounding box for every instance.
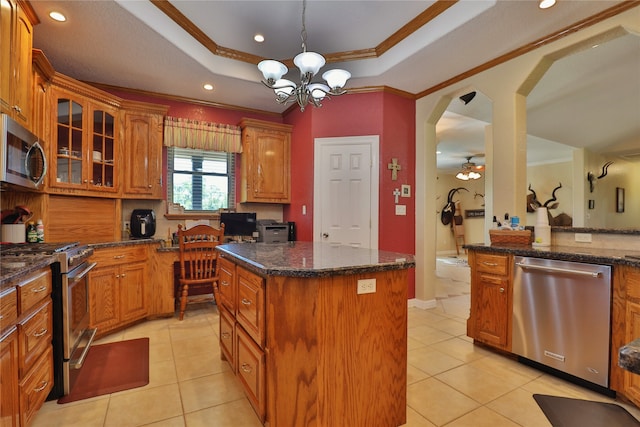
[0,286,18,329]
[219,306,236,373]
[91,245,148,267]
[17,268,51,314]
[475,253,510,276]
[217,256,236,314]
[236,325,265,422]
[19,346,53,427]
[236,267,265,346]
[18,299,52,377]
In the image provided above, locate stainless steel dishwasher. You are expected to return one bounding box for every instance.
[512,256,612,388]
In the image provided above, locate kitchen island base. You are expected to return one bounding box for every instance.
[215,242,414,427]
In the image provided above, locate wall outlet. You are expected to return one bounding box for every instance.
[123,221,130,231]
[575,233,592,243]
[357,278,376,294]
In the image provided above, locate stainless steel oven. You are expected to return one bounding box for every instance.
[0,242,96,399]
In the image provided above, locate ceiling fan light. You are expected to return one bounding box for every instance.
[322,69,351,90]
[294,52,325,76]
[456,172,470,181]
[469,171,482,180]
[539,0,556,9]
[258,60,288,84]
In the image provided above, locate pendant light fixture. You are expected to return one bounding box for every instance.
[257,0,351,111]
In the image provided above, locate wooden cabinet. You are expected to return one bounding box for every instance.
[121,103,168,199]
[468,251,512,350]
[216,256,266,421]
[89,245,149,337]
[149,248,179,317]
[217,256,236,314]
[239,118,292,204]
[0,267,54,427]
[1,0,34,128]
[611,265,640,406]
[0,326,19,427]
[48,81,119,194]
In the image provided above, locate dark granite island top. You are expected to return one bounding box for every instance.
[215,241,416,278]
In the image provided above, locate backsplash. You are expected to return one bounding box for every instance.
[552,228,640,252]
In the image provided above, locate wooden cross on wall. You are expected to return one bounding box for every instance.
[388,158,401,181]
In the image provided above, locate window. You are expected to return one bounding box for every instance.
[168,147,235,211]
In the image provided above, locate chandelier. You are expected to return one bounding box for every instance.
[455,157,483,181]
[257,0,351,111]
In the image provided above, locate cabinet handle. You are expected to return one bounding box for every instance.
[241,298,252,306]
[499,287,505,293]
[148,184,152,188]
[221,280,230,287]
[221,332,231,339]
[121,273,126,278]
[482,262,498,267]
[32,285,47,293]
[116,274,120,278]
[12,105,22,113]
[33,328,48,337]
[114,255,125,259]
[33,381,49,392]
[241,363,253,373]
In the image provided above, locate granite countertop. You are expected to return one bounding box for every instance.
[464,243,640,268]
[89,237,162,250]
[216,241,416,278]
[619,339,640,375]
[0,255,56,289]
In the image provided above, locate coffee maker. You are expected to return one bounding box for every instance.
[130,209,156,238]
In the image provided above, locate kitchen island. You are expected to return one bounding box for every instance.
[215,241,415,427]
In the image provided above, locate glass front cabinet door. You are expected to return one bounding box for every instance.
[50,86,118,193]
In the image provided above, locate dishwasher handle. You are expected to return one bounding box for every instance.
[515,261,602,278]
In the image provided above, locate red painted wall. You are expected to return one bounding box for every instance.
[283,91,416,298]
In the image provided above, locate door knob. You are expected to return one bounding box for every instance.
[322,233,329,238]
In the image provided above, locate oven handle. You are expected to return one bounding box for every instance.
[69,327,97,369]
[515,262,601,278]
[67,262,97,283]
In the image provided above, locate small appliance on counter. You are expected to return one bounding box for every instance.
[257,219,288,243]
[130,209,156,238]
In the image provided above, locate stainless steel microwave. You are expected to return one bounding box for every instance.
[0,113,47,189]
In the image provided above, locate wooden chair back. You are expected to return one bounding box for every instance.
[176,223,225,319]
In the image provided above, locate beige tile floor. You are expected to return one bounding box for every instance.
[31,260,640,427]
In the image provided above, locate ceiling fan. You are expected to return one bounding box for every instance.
[456,156,484,181]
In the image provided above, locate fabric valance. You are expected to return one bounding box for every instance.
[163,116,242,153]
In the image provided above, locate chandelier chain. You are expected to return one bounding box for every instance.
[300,0,307,52]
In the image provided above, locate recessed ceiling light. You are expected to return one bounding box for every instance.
[203,84,214,91]
[49,11,67,22]
[254,34,265,43]
[539,0,556,9]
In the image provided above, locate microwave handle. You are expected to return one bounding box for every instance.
[25,141,47,187]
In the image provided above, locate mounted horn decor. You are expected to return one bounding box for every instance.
[587,161,614,193]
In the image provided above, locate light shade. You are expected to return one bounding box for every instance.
[309,83,330,100]
[258,60,288,82]
[322,69,351,90]
[273,79,295,97]
[293,52,325,76]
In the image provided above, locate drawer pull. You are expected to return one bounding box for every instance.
[33,380,49,392]
[482,262,498,267]
[241,298,252,306]
[241,363,253,373]
[221,332,231,339]
[114,255,125,259]
[32,285,48,293]
[221,280,230,287]
[499,287,505,293]
[33,328,48,337]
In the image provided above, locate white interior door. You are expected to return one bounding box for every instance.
[313,136,379,249]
